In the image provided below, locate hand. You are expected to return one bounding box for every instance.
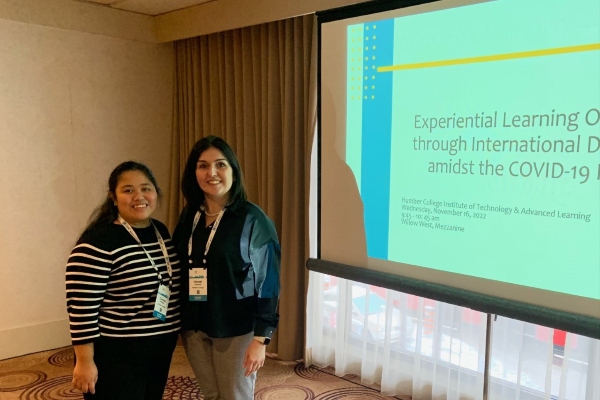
[72,359,98,394]
[242,339,266,376]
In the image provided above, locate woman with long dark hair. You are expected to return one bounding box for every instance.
[66,161,180,400]
[173,136,281,400]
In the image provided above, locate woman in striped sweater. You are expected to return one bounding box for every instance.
[65,161,181,400]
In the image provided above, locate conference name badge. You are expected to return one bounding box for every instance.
[153,284,171,321]
[189,267,207,301]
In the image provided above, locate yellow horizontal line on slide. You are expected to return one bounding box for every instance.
[377,43,600,72]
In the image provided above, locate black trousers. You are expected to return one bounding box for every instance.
[83,333,178,400]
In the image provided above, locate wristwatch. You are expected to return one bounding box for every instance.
[254,336,271,345]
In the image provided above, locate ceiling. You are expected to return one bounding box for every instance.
[75,0,215,16]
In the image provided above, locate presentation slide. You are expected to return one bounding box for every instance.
[320,0,600,317]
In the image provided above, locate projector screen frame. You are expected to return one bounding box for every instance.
[315,0,600,340]
[307,258,600,340]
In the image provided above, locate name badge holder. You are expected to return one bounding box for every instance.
[153,284,171,321]
[188,207,226,302]
[189,268,207,301]
[118,216,173,321]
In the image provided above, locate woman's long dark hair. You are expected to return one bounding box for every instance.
[78,161,162,242]
[181,135,247,211]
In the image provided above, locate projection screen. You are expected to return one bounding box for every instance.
[314,0,600,337]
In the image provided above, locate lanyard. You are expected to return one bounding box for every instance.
[188,207,226,265]
[118,215,173,286]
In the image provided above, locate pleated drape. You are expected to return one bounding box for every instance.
[167,15,316,361]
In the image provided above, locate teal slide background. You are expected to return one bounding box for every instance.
[346,0,600,300]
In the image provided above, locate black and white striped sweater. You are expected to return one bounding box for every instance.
[66,220,181,345]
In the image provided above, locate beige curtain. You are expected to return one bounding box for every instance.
[167,15,317,361]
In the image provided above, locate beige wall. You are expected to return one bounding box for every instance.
[1,0,372,43]
[0,0,156,43]
[0,17,173,360]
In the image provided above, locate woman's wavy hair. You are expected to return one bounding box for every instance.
[181,135,247,211]
[79,161,161,241]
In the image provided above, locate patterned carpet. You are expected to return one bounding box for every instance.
[0,345,406,399]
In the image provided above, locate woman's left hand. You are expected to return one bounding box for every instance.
[243,339,266,376]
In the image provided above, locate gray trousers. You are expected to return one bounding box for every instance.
[182,330,256,400]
